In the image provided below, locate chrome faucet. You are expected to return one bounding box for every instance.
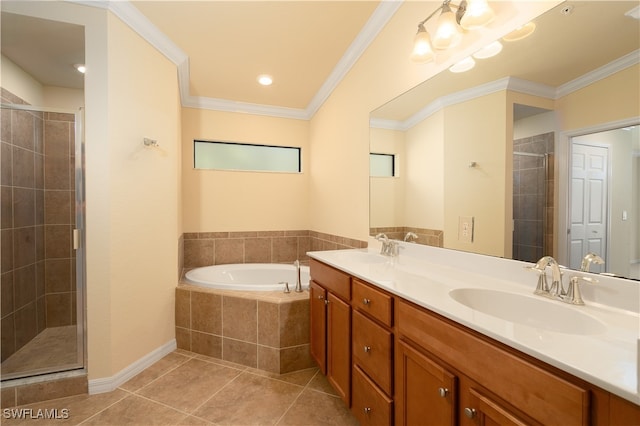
[293,260,303,292]
[532,256,565,298]
[404,232,418,242]
[580,252,604,272]
[375,233,399,257]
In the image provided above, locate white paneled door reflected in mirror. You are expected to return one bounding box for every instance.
[370,1,640,280]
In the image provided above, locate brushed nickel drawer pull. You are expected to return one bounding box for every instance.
[464,408,476,419]
[363,298,371,305]
[363,407,371,414]
[438,387,448,397]
[363,345,371,353]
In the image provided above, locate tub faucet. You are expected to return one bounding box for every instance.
[404,232,418,242]
[533,256,565,298]
[580,252,604,272]
[294,260,303,292]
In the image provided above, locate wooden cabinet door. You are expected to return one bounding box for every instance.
[462,387,532,426]
[396,340,456,426]
[328,292,351,406]
[309,280,327,374]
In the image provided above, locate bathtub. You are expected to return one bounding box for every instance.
[184,263,310,291]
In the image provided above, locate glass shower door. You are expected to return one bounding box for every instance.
[1,103,85,381]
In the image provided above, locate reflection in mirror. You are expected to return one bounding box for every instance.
[370,1,639,279]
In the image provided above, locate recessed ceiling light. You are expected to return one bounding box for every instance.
[502,22,536,42]
[74,64,86,74]
[257,74,273,86]
[449,57,475,73]
[473,40,503,59]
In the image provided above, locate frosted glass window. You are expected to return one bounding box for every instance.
[370,153,395,177]
[194,140,301,173]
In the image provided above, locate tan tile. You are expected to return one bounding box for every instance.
[1,386,16,408]
[272,237,298,263]
[82,394,185,425]
[13,264,36,309]
[277,387,358,425]
[193,372,303,425]
[191,291,221,334]
[1,314,16,361]
[244,238,271,263]
[279,299,309,347]
[184,239,213,268]
[44,191,71,225]
[44,155,71,190]
[191,331,222,358]
[257,301,278,347]
[45,293,72,327]
[175,327,191,351]
[12,110,35,151]
[13,188,35,228]
[222,338,256,368]
[245,366,318,387]
[222,296,256,342]
[175,415,214,425]
[16,375,87,406]
[307,371,339,396]
[175,289,190,329]
[45,259,72,293]
[119,352,191,392]
[12,147,34,189]
[280,344,314,374]
[256,345,279,373]
[14,302,37,350]
[214,238,243,265]
[45,225,71,259]
[136,358,241,413]
[193,354,247,371]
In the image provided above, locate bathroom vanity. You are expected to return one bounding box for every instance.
[308,244,640,425]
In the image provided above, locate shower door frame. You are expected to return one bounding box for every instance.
[1,103,87,381]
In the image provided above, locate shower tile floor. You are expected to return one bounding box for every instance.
[1,326,78,377]
[1,349,358,425]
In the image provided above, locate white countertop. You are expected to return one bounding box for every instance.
[307,242,640,405]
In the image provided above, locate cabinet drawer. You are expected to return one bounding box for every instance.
[352,365,393,426]
[352,278,393,327]
[353,310,393,395]
[397,300,589,426]
[310,259,351,301]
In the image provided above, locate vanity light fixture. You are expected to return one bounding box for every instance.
[411,0,495,63]
[257,74,273,86]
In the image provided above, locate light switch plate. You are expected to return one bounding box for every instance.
[458,216,474,243]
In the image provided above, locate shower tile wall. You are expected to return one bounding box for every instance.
[513,132,555,262]
[1,89,76,363]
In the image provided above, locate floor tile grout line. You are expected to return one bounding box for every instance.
[118,352,194,395]
[274,368,322,425]
[76,388,134,425]
[185,368,246,420]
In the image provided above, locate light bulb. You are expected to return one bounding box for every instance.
[410,25,435,63]
[460,0,495,30]
[432,4,463,50]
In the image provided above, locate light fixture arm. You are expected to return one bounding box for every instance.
[417,0,468,28]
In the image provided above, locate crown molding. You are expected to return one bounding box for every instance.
[74,0,400,121]
[555,49,640,98]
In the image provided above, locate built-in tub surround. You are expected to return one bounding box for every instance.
[369,226,443,247]
[175,284,312,374]
[309,239,640,405]
[182,230,366,269]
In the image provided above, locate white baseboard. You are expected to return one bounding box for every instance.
[88,339,177,394]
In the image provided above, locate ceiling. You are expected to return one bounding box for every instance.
[371,1,640,123]
[1,0,381,111]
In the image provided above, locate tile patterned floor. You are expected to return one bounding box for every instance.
[1,350,358,425]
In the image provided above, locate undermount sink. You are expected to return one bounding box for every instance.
[336,251,389,265]
[449,288,607,335]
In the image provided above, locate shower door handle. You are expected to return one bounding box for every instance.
[73,229,80,250]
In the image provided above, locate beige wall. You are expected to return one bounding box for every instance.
[307,1,557,242]
[105,14,181,374]
[1,54,44,106]
[181,108,309,232]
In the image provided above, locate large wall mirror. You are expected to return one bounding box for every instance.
[370,1,639,280]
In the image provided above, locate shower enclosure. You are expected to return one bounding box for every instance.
[1,101,86,382]
[512,132,555,263]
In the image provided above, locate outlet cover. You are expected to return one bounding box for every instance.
[458,216,474,243]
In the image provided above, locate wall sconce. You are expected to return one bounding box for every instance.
[411,0,495,63]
